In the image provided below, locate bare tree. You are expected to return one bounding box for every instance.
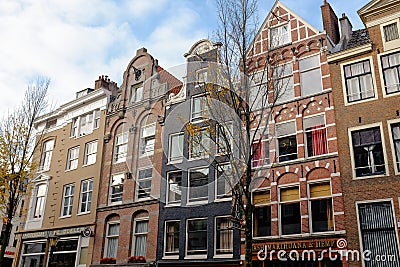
[185,1,292,267]
[0,77,50,266]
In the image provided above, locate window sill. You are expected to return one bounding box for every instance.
[77,211,91,216]
[108,201,122,206]
[345,95,377,106]
[139,153,155,158]
[214,254,233,259]
[184,255,207,259]
[214,197,232,202]
[113,159,127,164]
[165,203,181,207]
[167,159,183,165]
[82,163,96,168]
[187,200,208,206]
[162,255,179,260]
[59,215,72,219]
[65,168,77,172]
[352,173,387,180]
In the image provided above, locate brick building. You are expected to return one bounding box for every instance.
[14,78,116,267]
[91,48,181,266]
[246,1,346,266]
[327,0,400,266]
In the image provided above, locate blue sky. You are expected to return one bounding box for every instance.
[0,0,367,115]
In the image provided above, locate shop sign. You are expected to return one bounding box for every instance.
[22,226,90,239]
[252,239,340,252]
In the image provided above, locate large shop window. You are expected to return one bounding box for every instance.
[391,123,400,172]
[133,219,148,256]
[381,51,400,94]
[276,121,297,162]
[105,222,120,258]
[309,182,334,232]
[51,239,79,266]
[343,60,375,103]
[304,114,328,157]
[165,221,180,256]
[215,217,233,255]
[187,218,208,256]
[280,187,301,235]
[20,241,46,267]
[351,127,386,177]
[253,190,271,237]
[358,202,400,266]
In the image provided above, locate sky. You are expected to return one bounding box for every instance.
[0,0,369,116]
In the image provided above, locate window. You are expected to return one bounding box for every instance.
[137,168,152,199]
[309,182,334,232]
[253,190,271,237]
[33,184,47,218]
[187,218,207,256]
[250,73,268,110]
[20,242,46,267]
[383,23,399,42]
[252,130,270,167]
[140,123,156,156]
[280,186,301,235]
[191,96,208,121]
[131,85,144,102]
[40,139,54,171]
[304,114,328,157]
[169,133,184,162]
[351,127,386,177]
[344,60,375,103]
[84,141,97,165]
[217,123,233,155]
[167,171,182,204]
[216,164,233,199]
[61,184,75,217]
[110,174,124,203]
[381,51,400,94]
[51,239,79,267]
[299,55,322,96]
[215,217,233,255]
[165,221,179,256]
[270,23,290,48]
[188,168,209,202]
[79,179,93,214]
[196,69,208,84]
[276,121,297,162]
[66,146,79,170]
[70,109,100,137]
[105,222,120,258]
[133,220,148,256]
[190,128,210,158]
[114,132,128,163]
[274,63,294,103]
[358,202,400,266]
[391,123,400,172]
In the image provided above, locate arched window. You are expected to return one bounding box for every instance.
[105,215,120,258]
[132,212,149,257]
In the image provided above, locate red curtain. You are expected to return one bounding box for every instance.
[253,141,264,167]
[312,125,327,156]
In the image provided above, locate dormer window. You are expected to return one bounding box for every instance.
[383,23,399,42]
[270,23,290,49]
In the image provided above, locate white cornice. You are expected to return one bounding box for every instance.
[327,43,373,63]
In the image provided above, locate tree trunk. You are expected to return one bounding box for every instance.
[0,219,12,267]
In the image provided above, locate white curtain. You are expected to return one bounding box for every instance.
[134,221,148,256]
[218,220,233,253]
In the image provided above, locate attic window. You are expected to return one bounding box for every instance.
[270,23,290,49]
[383,23,399,42]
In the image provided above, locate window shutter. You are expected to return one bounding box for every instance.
[253,191,270,205]
[280,187,299,202]
[309,183,331,198]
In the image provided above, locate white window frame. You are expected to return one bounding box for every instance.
[136,168,152,200]
[109,173,124,204]
[132,218,149,257]
[269,23,291,49]
[387,118,400,175]
[378,49,400,97]
[166,171,182,205]
[78,179,93,214]
[164,220,180,258]
[340,56,378,106]
[70,109,100,138]
[83,140,97,166]
[252,188,272,238]
[274,62,294,104]
[348,122,388,180]
[191,95,208,122]
[276,120,298,163]
[61,183,75,217]
[188,167,209,204]
[380,19,400,51]
[307,180,335,233]
[168,132,184,163]
[214,216,233,258]
[217,123,233,156]
[32,183,48,219]
[299,54,323,97]
[189,128,210,159]
[104,221,120,258]
[303,113,328,158]
[131,85,144,103]
[251,127,270,168]
[185,218,208,259]
[66,146,79,171]
[215,164,233,201]
[140,123,156,157]
[278,184,301,236]
[196,68,208,85]
[114,132,128,163]
[40,139,54,171]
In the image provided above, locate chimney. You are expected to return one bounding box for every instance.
[94,75,118,92]
[321,0,340,45]
[339,13,353,45]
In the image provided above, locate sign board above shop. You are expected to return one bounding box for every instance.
[21,226,93,239]
[252,238,344,252]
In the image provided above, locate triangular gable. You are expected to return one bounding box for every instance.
[358,0,395,15]
[248,0,321,57]
[31,173,51,183]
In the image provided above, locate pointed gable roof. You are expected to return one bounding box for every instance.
[358,0,400,24]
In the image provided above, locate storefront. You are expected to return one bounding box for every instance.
[17,226,93,267]
[251,238,348,267]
